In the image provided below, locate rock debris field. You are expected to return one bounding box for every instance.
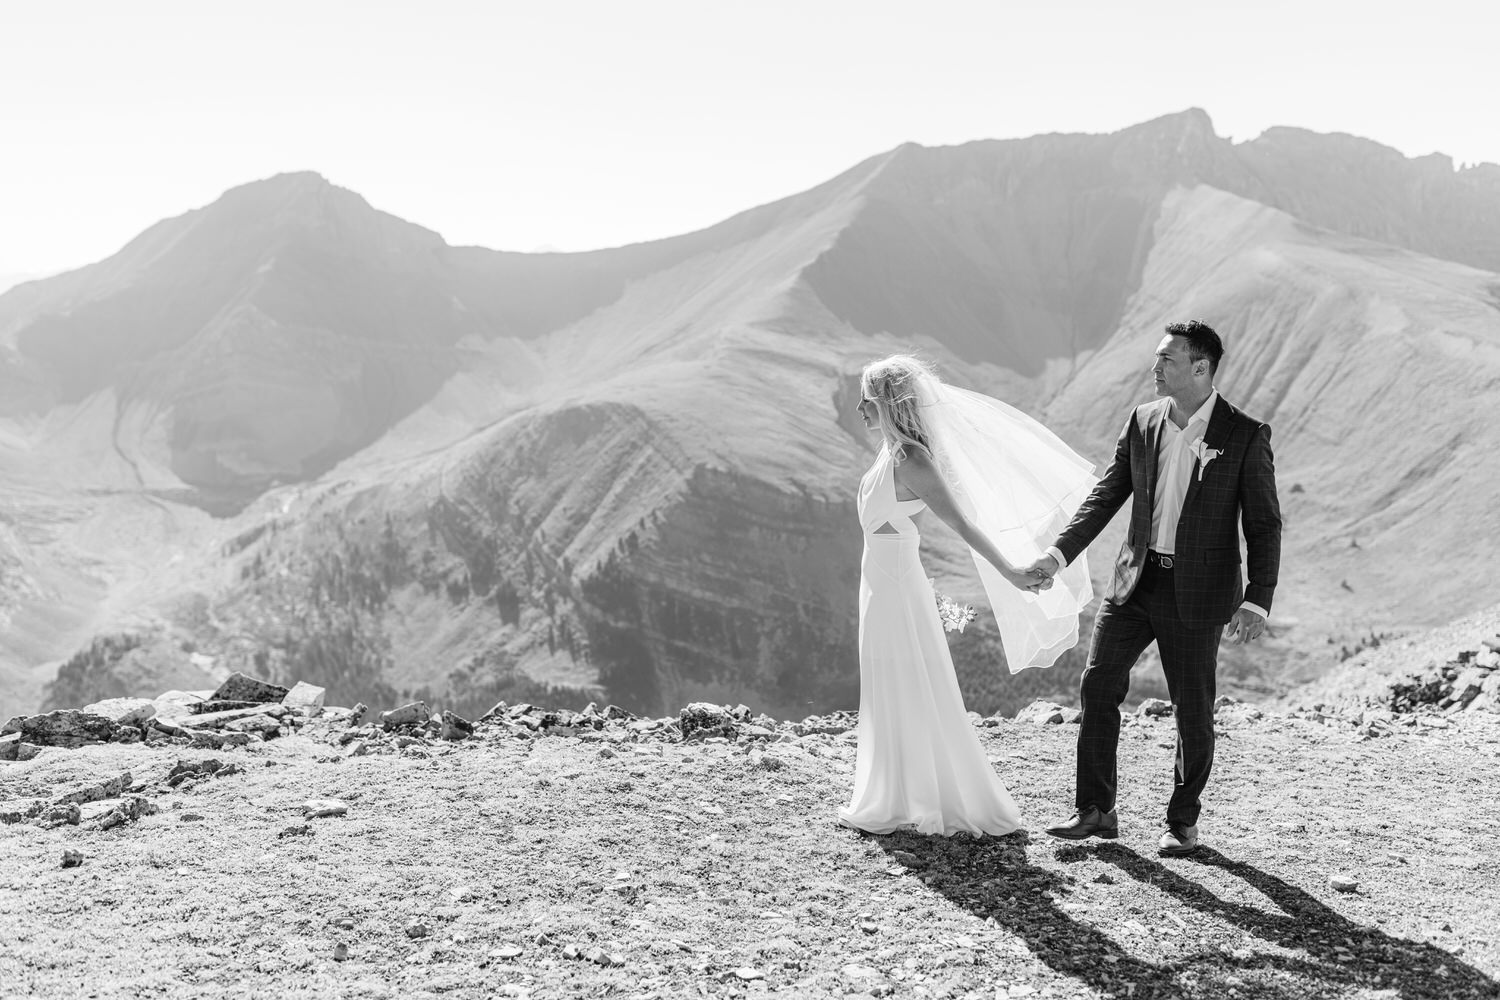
[3,638,1500,1000]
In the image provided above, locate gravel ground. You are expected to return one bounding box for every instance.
[3,699,1498,1000]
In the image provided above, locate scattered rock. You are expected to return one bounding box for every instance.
[1015,700,1068,725]
[404,921,430,939]
[212,672,291,704]
[333,943,348,961]
[440,710,474,741]
[751,753,785,772]
[166,759,227,787]
[223,714,282,737]
[1330,875,1359,893]
[187,729,252,749]
[0,801,45,825]
[1137,698,1174,718]
[37,802,81,828]
[491,944,524,959]
[282,681,327,715]
[95,795,159,830]
[300,799,348,819]
[55,772,132,805]
[381,702,431,731]
[0,732,41,761]
[61,850,83,868]
[182,705,289,730]
[679,703,738,741]
[734,967,765,980]
[279,824,314,839]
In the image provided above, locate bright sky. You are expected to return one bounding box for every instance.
[2,0,1495,275]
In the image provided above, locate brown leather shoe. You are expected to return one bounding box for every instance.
[1158,823,1199,856]
[1044,806,1118,841]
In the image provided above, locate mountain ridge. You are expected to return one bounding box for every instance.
[2,109,1498,724]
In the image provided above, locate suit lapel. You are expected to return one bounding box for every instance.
[1182,395,1232,512]
[1143,399,1169,511]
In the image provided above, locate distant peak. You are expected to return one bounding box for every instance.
[1136,107,1218,137]
[224,170,336,197]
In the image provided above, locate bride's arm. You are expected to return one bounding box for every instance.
[895,449,1039,590]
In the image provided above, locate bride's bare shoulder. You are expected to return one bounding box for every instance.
[892,447,941,496]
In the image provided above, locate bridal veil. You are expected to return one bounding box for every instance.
[912,372,1097,671]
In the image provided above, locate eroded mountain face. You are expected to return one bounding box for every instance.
[6,108,1500,720]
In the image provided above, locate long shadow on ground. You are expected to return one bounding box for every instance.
[872,833,1495,999]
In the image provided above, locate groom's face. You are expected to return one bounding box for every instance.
[1152,335,1204,397]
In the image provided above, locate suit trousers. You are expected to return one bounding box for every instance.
[1075,561,1221,827]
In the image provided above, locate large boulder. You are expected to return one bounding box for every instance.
[15,711,118,747]
[82,698,158,727]
[211,672,290,704]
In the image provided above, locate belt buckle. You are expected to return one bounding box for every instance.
[1154,553,1174,569]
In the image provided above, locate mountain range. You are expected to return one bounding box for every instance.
[2,107,1498,723]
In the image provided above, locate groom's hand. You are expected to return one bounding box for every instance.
[1224,608,1266,645]
[1022,555,1059,593]
[1025,554,1059,579]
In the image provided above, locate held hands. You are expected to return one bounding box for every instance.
[1015,554,1060,594]
[1224,608,1266,644]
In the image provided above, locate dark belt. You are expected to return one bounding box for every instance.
[1146,550,1175,570]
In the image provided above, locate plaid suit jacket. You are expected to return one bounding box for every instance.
[1054,395,1282,628]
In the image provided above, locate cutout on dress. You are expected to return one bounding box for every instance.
[873,521,900,535]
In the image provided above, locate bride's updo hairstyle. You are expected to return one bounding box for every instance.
[860,354,936,464]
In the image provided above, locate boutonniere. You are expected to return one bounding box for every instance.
[1190,439,1222,481]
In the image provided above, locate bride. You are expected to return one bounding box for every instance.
[838,355,1096,836]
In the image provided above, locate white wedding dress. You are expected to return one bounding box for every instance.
[838,443,1025,837]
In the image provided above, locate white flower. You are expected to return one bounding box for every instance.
[1190,439,1222,481]
[930,580,978,634]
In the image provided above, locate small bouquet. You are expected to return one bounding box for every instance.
[932,580,978,633]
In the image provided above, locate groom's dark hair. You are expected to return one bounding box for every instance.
[1166,320,1224,376]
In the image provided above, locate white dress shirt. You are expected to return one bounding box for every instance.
[1047,390,1268,621]
[1152,390,1217,557]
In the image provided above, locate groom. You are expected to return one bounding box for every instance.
[1028,320,1281,856]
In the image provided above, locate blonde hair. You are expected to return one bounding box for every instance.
[860,354,936,464]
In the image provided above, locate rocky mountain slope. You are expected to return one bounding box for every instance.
[2,109,1498,722]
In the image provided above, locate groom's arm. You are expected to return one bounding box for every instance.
[1047,412,1136,568]
[1239,422,1282,614]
